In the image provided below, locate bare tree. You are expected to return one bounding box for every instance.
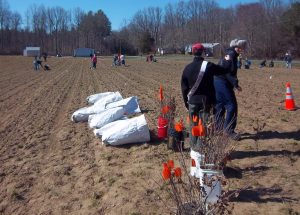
[233,3,266,57]
[72,7,84,48]
[0,0,298,57]
[0,0,10,51]
[259,0,285,57]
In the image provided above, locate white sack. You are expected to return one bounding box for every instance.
[93,92,122,107]
[96,114,150,146]
[94,120,125,137]
[71,92,123,122]
[201,169,222,204]
[105,96,141,115]
[88,107,125,129]
[190,149,204,179]
[86,92,122,105]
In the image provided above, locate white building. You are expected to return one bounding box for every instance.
[23,47,40,57]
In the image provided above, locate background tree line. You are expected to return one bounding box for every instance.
[0,0,299,58]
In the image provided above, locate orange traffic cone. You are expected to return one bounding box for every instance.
[285,82,296,111]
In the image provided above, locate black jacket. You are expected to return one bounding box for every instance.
[214,47,239,88]
[181,56,229,109]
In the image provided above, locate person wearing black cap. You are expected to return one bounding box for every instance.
[181,43,230,150]
[214,39,247,141]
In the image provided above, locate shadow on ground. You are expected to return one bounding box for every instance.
[231,150,299,160]
[224,165,271,179]
[230,186,297,203]
[241,129,300,141]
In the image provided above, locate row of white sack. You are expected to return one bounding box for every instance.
[71,92,150,145]
[71,92,140,122]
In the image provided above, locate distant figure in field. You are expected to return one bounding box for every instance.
[120,54,125,66]
[42,52,48,62]
[33,56,39,70]
[146,54,154,62]
[37,57,44,70]
[44,64,51,71]
[269,60,274,68]
[244,58,251,69]
[237,54,243,69]
[259,60,267,68]
[33,56,44,71]
[91,54,97,69]
[112,54,118,66]
[284,52,292,69]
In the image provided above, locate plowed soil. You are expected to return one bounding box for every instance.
[0,56,299,215]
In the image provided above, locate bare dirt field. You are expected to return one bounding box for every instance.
[0,56,299,215]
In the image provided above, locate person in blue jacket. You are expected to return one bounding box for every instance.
[214,39,247,141]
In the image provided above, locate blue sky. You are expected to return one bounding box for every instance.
[8,0,260,30]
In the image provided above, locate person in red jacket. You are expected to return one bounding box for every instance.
[91,54,97,69]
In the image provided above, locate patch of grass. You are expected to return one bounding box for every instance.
[279,207,299,215]
[289,142,299,146]
[104,155,112,161]
[245,145,254,150]
[159,182,168,191]
[93,191,103,200]
[107,177,116,186]
[97,176,105,183]
[289,156,297,164]
[89,199,99,208]
[11,190,25,201]
[131,169,146,178]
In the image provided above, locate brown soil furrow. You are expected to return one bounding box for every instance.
[0,60,73,131]
[0,59,83,214]
[0,58,69,102]
[0,57,63,93]
[0,56,299,215]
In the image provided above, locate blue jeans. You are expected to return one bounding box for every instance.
[214,78,237,133]
[33,62,39,70]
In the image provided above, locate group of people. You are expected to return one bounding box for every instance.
[112,54,126,66]
[259,52,292,69]
[236,54,252,70]
[33,55,51,71]
[146,54,157,63]
[181,39,247,149]
[259,59,274,68]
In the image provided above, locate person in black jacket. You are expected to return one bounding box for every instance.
[181,43,230,150]
[214,39,247,140]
